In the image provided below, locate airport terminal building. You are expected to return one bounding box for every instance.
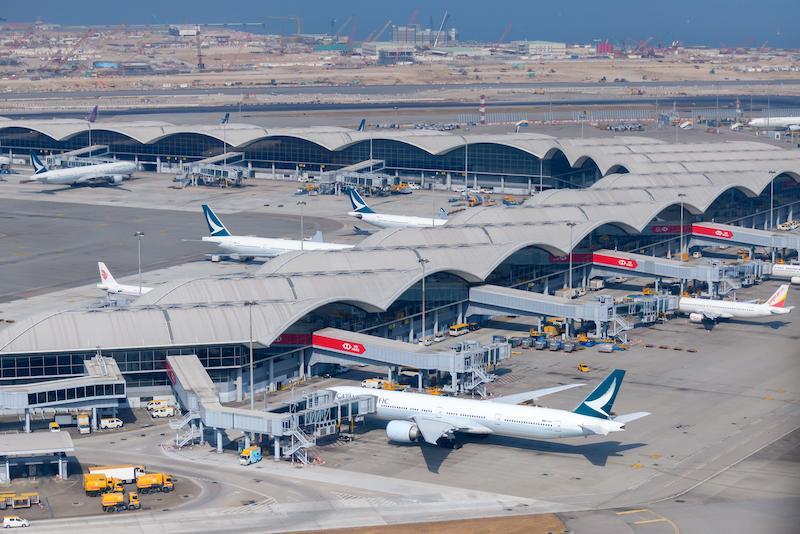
[1,120,800,404]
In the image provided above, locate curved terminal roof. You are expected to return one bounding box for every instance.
[1,132,799,355]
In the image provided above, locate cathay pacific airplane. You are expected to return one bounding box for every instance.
[201,204,353,260]
[330,369,648,449]
[23,151,136,186]
[97,262,153,297]
[347,188,448,229]
[771,263,800,285]
[679,284,793,323]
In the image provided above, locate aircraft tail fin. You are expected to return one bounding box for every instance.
[202,204,231,237]
[310,230,324,243]
[97,262,119,289]
[30,151,47,174]
[347,188,375,214]
[438,207,447,220]
[766,284,790,308]
[573,369,626,420]
[357,119,366,132]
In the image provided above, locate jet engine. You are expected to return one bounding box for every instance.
[689,312,705,323]
[791,276,800,286]
[386,420,420,443]
[110,175,124,185]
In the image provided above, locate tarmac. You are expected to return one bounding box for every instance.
[1,137,798,532]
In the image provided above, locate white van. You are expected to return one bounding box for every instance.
[150,406,176,418]
[2,516,30,528]
[361,378,388,389]
[99,417,124,430]
[145,399,171,411]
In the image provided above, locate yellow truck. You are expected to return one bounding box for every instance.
[136,473,174,494]
[100,491,140,513]
[83,474,123,496]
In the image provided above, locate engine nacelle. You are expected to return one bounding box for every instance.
[689,312,705,323]
[110,175,124,185]
[791,276,800,286]
[386,420,420,443]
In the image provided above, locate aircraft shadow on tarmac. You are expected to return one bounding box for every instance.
[698,319,792,331]
[34,184,133,194]
[416,436,647,473]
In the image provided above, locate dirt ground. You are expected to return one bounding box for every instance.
[299,513,566,534]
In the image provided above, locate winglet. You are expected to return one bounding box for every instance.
[439,207,447,220]
[573,369,626,420]
[347,188,375,214]
[202,204,231,237]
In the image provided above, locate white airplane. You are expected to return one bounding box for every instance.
[330,369,649,449]
[23,151,136,186]
[771,263,800,285]
[97,262,152,297]
[680,284,793,323]
[748,117,800,130]
[347,188,448,229]
[201,204,353,260]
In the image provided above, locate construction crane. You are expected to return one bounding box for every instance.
[195,28,205,70]
[335,16,353,39]
[408,8,419,27]
[348,18,358,43]
[433,11,449,48]
[365,19,392,43]
[492,22,512,50]
[634,36,653,54]
[43,28,94,70]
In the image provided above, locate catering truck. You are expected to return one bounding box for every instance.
[77,412,91,434]
[88,465,145,485]
[239,446,262,466]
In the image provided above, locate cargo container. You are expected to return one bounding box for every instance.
[89,465,145,485]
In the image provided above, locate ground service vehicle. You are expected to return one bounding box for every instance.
[99,417,123,430]
[77,412,90,434]
[136,473,174,493]
[88,465,145,484]
[83,474,123,496]
[48,422,60,432]
[577,363,591,373]
[150,406,176,418]
[448,323,470,337]
[145,399,171,411]
[2,516,29,528]
[361,378,388,389]
[101,492,140,513]
[240,446,262,465]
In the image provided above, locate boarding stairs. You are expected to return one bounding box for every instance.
[282,424,316,465]
[609,315,632,344]
[170,410,201,447]
[461,365,494,398]
[718,276,742,297]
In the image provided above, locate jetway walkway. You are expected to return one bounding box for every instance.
[310,328,508,397]
[45,145,109,167]
[691,222,800,255]
[0,355,126,433]
[590,249,766,297]
[165,354,375,463]
[468,285,678,342]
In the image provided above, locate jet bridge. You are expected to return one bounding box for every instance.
[165,354,375,464]
[310,328,508,396]
[691,222,800,256]
[468,284,678,342]
[591,249,766,297]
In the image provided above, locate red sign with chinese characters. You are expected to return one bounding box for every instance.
[592,252,639,270]
[692,224,733,240]
[312,334,366,355]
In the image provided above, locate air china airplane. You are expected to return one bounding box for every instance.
[201,204,353,260]
[330,369,648,449]
[679,284,792,323]
[96,262,152,297]
[347,188,448,229]
[24,151,136,186]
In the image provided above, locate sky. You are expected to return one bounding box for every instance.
[7,0,800,49]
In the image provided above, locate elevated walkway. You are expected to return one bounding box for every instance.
[45,145,109,166]
[691,222,800,252]
[336,159,385,173]
[310,328,508,395]
[166,354,375,463]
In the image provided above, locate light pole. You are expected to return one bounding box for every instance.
[677,193,686,261]
[133,231,144,295]
[245,300,256,410]
[565,222,577,291]
[418,258,430,344]
[768,170,775,229]
[297,200,307,250]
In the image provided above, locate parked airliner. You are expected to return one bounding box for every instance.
[97,262,152,297]
[347,188,448,229]
[201,204,353,259]
[679,284,792,322]
[330,370,648,449]
[748,117,800,130]
[24,151,136,186]
[771,263,800,285]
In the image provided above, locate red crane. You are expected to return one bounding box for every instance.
[497,22,513,44]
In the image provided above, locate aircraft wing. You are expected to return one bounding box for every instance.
[491,384,584,405]
[613,412,651,424]
[702,311,731,321]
